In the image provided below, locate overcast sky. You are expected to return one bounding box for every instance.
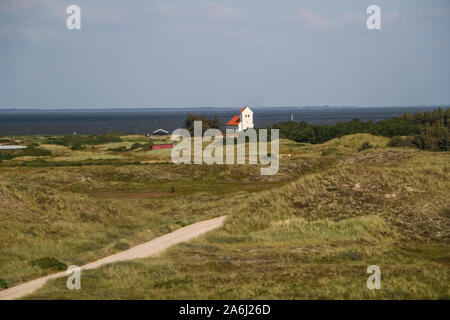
[1,0,449,108]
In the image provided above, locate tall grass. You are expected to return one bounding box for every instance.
[0,133,448,299]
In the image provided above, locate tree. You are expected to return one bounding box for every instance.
[272,107,449,152]
[184,114,222,134]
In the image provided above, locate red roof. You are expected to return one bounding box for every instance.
[240,106,248,113]
[151,144,173,150]
[227,115,240,126]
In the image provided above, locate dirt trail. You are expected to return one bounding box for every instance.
[0,216,226,300]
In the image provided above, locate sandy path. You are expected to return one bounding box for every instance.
[0,216,226,300]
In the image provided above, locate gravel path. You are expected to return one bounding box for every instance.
[0,216,227,300]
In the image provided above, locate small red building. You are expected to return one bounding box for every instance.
[151,144,173,150]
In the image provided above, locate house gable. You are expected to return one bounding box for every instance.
[227,106,254,132]
[226,115,241,126]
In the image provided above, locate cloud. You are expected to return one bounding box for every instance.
[197,1,243,23]
[85,6,133,24]
[0,0,134,42]
[295,10,337,30]
[148,1,243,23]
[144,2,253,44]
[0,0,64,18]
[0,0,65,42]
[0,0,38,15]
[292,9,399,30]
[151,2,187,18]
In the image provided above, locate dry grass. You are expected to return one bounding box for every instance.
[0,133,448,299]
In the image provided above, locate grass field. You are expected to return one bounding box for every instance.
[0,133,448,299]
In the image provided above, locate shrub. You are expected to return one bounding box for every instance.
[417,121,450,151]
[114,242,130,251]
[412,134,440,152]
[358,141,373,152]
[141,141,154,151]
[30,257,67,271]
[185,114,221,134]
[321,148,336,156]
[108,146,127,152]
[175,220,188,227]
[273,107,449,146]
[0,278,8,289]
[71,142,85,151]
[43,134,122,147]
[27,142,39,148]
[0,147,51,161]
[388,136,416,148]
[25,147,52,157]
[130,143,143,150]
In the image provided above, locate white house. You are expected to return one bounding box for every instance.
[152,129,169,135]
[226,106,254,132]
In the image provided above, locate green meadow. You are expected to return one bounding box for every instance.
[0,133,448,299]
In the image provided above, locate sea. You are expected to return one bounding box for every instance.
[0,106,446,136]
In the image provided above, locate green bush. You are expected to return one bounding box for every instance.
[417,121,450,151]
[130,143,143,150]
[43,134,122,147]
[27,142,39,148]
[141,141,154,151]
[321,148,336,156]
[114,242,130,251]
[107,146,127,152]
[358,141,373,152]
[0,159,144,168]
[388,136,416,148]
[0,278,8,289]
[0,147,51,161]
[185,114,221,135]
[71,142,85,151]
[175,219,188,227]
[388,120,449,151]
[30,257,67,271]
[25,147,52,157]
[274,107,449,146]
[222,134,264,145]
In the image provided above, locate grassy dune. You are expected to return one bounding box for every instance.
[0,133,448,299]
[0,135,302,287]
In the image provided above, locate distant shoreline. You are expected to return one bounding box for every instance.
[0,105,448,112]
[0,106,447,136]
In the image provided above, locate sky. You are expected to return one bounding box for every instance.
[0,0,449,108]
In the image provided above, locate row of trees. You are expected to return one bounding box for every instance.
[182,108,449,151]
[273,107,449,151]
[184,114,221,134]
[388,120,449,151]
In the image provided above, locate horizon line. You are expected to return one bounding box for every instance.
[0,105,448,111]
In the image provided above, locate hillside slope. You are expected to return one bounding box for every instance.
[20,135,449,299]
